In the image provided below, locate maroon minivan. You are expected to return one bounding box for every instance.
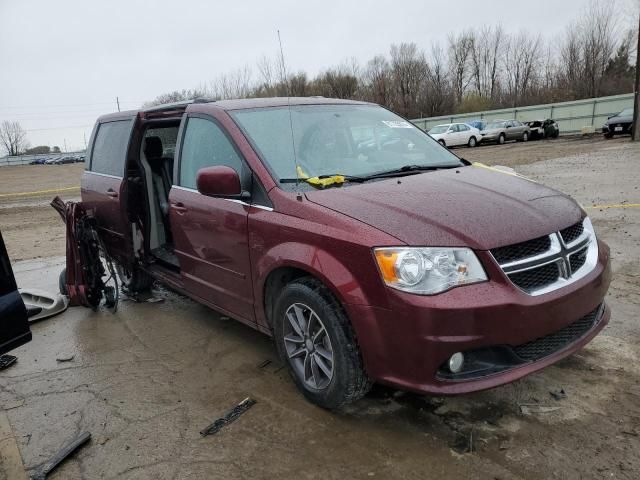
[79,97,611,408]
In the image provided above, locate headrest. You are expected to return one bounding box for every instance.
[144,136,163,159]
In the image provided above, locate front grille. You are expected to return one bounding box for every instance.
[513,304,603,361]
[509,262,560,293]
[569,247,587,273]
[560,221,584,244]
[491,235,551,264]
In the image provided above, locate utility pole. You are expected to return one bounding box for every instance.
[116,96,121,112]
[633,12,640,141]
[64,139,68,153]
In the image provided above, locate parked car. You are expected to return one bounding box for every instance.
[603,108,633,138]
[428,123,481,147]
[53,156,76,165]
[526,119,560,140]
[0,229,32,355]
[29,157,48,165]
[45,156,60,164]
[71,97,610,409]
[481,119,530,144]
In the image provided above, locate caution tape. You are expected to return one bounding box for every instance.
[0,186,80,199]
[584,203,640,210]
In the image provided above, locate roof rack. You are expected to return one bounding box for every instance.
[143,97,215,112]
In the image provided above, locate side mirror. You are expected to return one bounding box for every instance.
[196,166,243,198]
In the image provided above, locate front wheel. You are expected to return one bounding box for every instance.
[498,133,506,145]
[468,136,477,147]
[522,132,529,142]
[273,278,371,409]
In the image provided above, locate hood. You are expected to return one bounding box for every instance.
[606,113,633,124]
[305,166,583,250]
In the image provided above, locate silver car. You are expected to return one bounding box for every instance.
[481,120,530,144]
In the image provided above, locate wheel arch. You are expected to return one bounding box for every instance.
[256,243,371,328]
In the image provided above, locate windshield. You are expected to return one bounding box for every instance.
[231,104,462,184]
[618,108,633,117]
[428,125,449,134]
[486,121,506,129]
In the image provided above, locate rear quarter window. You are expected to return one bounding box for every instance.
[90,119,133,176]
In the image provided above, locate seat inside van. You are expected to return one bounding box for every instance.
[138,125,180,268]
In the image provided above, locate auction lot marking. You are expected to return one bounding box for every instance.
[0,186,80,198]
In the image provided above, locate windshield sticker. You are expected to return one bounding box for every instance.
[382,120,414,129]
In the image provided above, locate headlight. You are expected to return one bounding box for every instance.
[374,247,488,295]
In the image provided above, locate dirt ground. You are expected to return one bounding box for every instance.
[0,135,639,479]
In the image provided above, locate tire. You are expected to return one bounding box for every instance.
[438,139,446,147]
[59,268,68,296]
[273,277,371,409]
[467,136,477,147]
[522,132,528,142]
[498,133,505,145]
[116,264,152,294]
[603,132,613,139]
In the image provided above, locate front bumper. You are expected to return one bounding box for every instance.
[347,240,611,395]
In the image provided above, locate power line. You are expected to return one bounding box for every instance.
[23,124,94,132]
[0,100,144,110]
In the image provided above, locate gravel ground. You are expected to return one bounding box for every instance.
[0,135,639,479]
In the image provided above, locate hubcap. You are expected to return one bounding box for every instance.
[283,303,334,390]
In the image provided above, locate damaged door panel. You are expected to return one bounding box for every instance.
[0,230,31,355]
[51,197,119,311]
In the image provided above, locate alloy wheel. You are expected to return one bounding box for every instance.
[283,303,334,390]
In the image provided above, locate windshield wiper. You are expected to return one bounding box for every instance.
[279,174,368,188]
[361,164,458,179]
[279,164,458,188]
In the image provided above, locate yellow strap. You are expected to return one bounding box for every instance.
[305,175,346,188]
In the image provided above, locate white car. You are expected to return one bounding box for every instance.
[428,123,481,148]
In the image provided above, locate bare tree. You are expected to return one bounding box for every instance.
[470,25,504,101]
[424,43,452,116]
[363,55,393,106]
[447,31,474,105]
[390,43,428,118]
[0,121,29,156]
[503,31,541,106]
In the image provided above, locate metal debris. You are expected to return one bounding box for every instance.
[30,431,91,480]
[55,353,75,362]
[200,398,256,437]
[0,354,17,370]
[549,388,567,400]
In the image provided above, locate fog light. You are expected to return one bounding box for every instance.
[448,352,465,373]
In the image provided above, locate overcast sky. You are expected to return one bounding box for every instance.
[0,0,636,151]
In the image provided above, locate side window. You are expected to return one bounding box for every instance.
[459,124,470,131]
[90,120,132,176]
[179,117,244,190]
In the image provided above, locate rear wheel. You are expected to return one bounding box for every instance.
[498,133,506,145]
[467,136,477,147]
[273,277,371,409]
[116,264,152,294]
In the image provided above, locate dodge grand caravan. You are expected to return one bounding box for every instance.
[79,97,611,408]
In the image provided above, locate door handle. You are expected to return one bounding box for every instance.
[106,189,118,198]
[172,202,187,214]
